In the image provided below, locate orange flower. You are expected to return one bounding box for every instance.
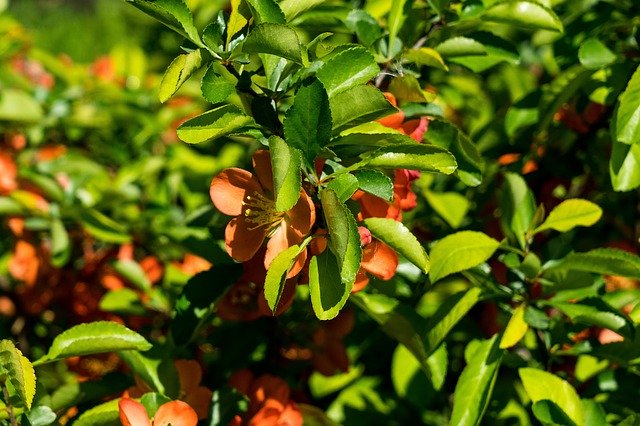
[210,150,315,276]
[0,150,18,195]
[377,92,429,142]
[352,169,420,222]
[311,310,354,376]
[9,240,40,287]
[119,398,198,426]
[228,370,303,426]
[352,228,398,293]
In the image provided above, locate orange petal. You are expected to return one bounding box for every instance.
[252,150,274,194]
[351,270,370,293]
[153,400,198,426]
[287,189,316,237]
[184,386,213,420]
[119,398,151,426]
[229,369,254,395]
[225,217,268,262]
[361,241,398,280]
[175,360,202,394]
[278,402,303,426]
[402,117,428,142]
[264,222,302,271]
[211,168,263,216]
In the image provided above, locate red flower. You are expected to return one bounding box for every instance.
[210,150,315,276]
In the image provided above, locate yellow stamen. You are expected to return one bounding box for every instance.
[242,191,285,231]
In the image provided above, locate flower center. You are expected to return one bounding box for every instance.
[242,191,285,231]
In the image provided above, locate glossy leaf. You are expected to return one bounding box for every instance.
[308,250,349,320]
[615,65,640,145]
[500,305,528,349]
[364,217,429,273]
[159,49,201,102]
[35,321,152,364]
[330,85,396,131]
[125,0,202,45]
[201,66,235,104]
[482,0,563,32]
[519,368,584,426]
[0,340,36,410]
[226,0,248,47]
[353,169,393,201]
[176,105,253,144]
[72,398,120,426]
[326,173,359,203]
[450,336,503,426]
[435,37,487,57]
[424,191,469,229]
[533,199,602,234]
[245,0,286,23]
[118,348,180,398]
[264,244,302,313]
[316,47,380,97]
[610,141,640,191]
[501,172,536,249]
[429,231,500,283]
[283,78,332,162]
[364,144,457,175]
[579,38,616,70]
[545,248,640,279]
[280,0,326,20]
[269,136,302,212]
[532,400,576,426]
[242,23,302,63]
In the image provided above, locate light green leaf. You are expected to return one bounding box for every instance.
[364,217,429,273]
[615,65,640,145]
[450,336,503,426]
[283,78,332,163]
[176,105,253,144]
[308,250,349,320]
[582,400,606,426]
[0,340,35,410]
[269,136,302,212]
[533,199,602,234]
[391,344,443,406]
[201,65,235,104]
[35,321,152,364]
[500,304,529,349]
[429,231,500,283]
[482,0,563,32]
[435,36,487,57]
[226,0,248,47]
[538,65,594,132]
[387,0,413,55]
[501,172,536,249]
[424,190,469,229]
[50,219,70,268]
[245,0,286,23]
[545,248,640,279]
[264,245,302,313]
[388,75,436,103]
[546,298,633,337]
[125,0,202,45]
[72,398,121,426]
[579,38,616,70]
[159,49,202,102]
[280,0,326,20]
[345,9,383,46]
[353,170,393,201]
[364,144,457,175]
[330,85,396,131]
[403,48,448,71]
[0,88,43,123]
[112,259,152,291]
[243,23,302,63]
[519,368,584,426]
[0,197,25,215]
[610,141,640,191]
[326,174,359,203]
[99,288,146,316]
[118,348,180,398]
[316,47,379,97]
[79,209,131,244]
[424,287,482,351]
[25,405,57,426]
[532,400,576,425]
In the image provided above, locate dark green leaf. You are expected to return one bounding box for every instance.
[119,347,180,398]
[387,0,413,55]
[546,248,640,279]
[316,47,379,97]
[364,144,457,175]
[330,85,397,131]
[72,399,120,426]
[176,105,254,144]
[264,244,302,313]
[353,170,393,201]
[245,0,286,23]
[326,174,359,203]
[79,209,131,244]
[345,10,383,46]
[532,400,577,426]
[546,298,633,338]
[610,141,640,191]
[308,250,349,320]
[159,49,202,102]
[424,288,482,351]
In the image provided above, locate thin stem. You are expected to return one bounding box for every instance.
[2,382,18,426]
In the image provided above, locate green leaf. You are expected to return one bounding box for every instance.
[308,250,349,320]
[35,321,152,364]
[447,31,519,72]
[615,65,640,145]
[176,105,254,144]
[435,36,487,58]
[429,231,500,283]
[79,209,131,244]
[72,398,120,426]
[353,170,393,201]
[364,144,457,175]
[0,340,35,410]
[391,343,446,407]
[140,393,172,419]
[125,0,202,46]
[424,190,469,229]
[269,136,302,212]
[545,248,640,279]
[99,288,146,316]
[112,259,152,291]
[24,406,57,426]
[519,368,584,426]
[326,174,359,203]
[538,65,594,132]
[482,0,563,32]
[159,49,202,102]
[500,172,536,249]
[264,244,302,313]
[403,48,448,71]
[578,38,616,70]
[610,141,640,191]
[284,78,332,163]
[387,0,413,55]
[316,47,379,97]
[330,85,396,131]
[0,197,25,215]
[424,287,482,351]
[345,9,383,47]
[364,218,429,273]
[226,0,248,47]
[242,23,302,63]
[388,75,436,103]
[118,347,180,398]
[500,304,529,349]
[582,400,606,426]
[533,199,602,234]
[320,189,361,287]
[0,88,43,123]
[201,65,235,104]
[424,119,484,186]
[546,298,633,337]
[450,336,503,426]
[280,0,326,21]
[532,400,576,426]
[245,0,286,23]
[50,219,70,268]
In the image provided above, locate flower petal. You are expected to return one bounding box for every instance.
[402,117,428,142]
[153,400,198,426]
[264,222,302,271]
[175,360,202,394]
[287,189,316,237]
[119,398,151,426]
[252,150,274,194]
[210,168,262,217]
[361,240,398,280]
[225,217,268,262]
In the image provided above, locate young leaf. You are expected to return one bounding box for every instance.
[424,190,470,229]
[450,336,503,426]
[245,0,286,24]
[242,23,302,63]
[269,136,302,212]
[403,48,448,71]
[615,65,640,145]
[326,173,359,203]
[125,0,202,46]
[316,47,380,97]
[424,287,482,351]
[482,0,563,32]
[429,231,500,283]
[264,244,302,313]
[533,199,602,234]
[330,85,397,131]
[72,398,121,426]
[226,0,248,47]
[544,247,640,279]
[519,368,584,426]
[35,321,152,364]
[363,217,429,273]
[500,304,529,349]
[353,170,393,201]
[0,340,36,410]
[176,105,254,144]
[283,78,332,163]
[159,49,202,103]
[308,250,350,320]
[500,172,536,249]
[201,65,235,104]
[364,144,457,175]
[578,38,616,70]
